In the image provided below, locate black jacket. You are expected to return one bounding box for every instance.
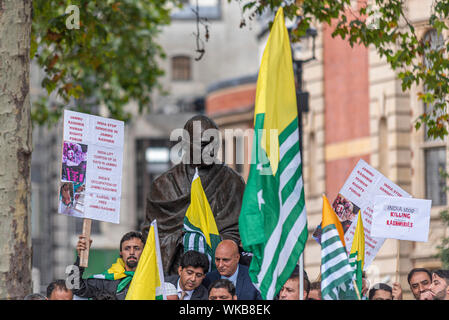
[165,275,208,300]
[70,257,130,300]
[202,264,262,300]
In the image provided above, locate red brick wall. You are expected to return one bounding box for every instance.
[323,23,370,198]
[206,85,256,116]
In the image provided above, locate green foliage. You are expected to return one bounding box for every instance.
[239,0,449,140]
[31,0,177,125]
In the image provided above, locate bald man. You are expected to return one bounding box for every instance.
[202,240,262,300]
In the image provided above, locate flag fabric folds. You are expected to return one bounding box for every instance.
[125,220,165,300]
[238,7,308,300]
[183,167,221,271]
[349,210,365,295]
[320,194,358,300]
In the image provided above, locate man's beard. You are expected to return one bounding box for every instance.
[433,287,448,300]
[126,257,138,269]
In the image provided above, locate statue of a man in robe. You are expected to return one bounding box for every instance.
[141,115,245,275]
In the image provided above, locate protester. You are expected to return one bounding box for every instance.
[407,268,432,300]
[278,265,310,300]
[71,231,145,300]
[202,240,262,300]
[426,269,449,300]
[24,293,48,300]
[165,250,209,300]
[308,281,321,300]
[208,279,238,300]
[368,283,393,300]
[92,292,117,300]
[46,279,73,300]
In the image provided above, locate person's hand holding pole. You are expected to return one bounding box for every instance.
[392,282,403,300]
[76,234,92,258]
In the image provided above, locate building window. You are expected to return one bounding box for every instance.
[425,147,447,206]
[172,56,191,81]
[422,29,447,206]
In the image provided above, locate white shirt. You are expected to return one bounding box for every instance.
[177,279,193,300]
[221,265,239,287]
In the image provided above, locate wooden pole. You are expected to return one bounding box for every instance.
[353,279,362,300]
[395,239,400,282]
[299,253,304,300]
[79,218,92,268]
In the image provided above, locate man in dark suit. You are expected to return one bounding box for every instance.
[202,240,262,300]
[165,250,209,300]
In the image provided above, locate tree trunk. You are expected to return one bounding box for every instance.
[0,0,33,299]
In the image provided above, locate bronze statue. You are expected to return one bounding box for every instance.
[141,115,245,275]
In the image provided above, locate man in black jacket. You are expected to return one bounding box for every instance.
[165,250,209,300]
[70,231,145,300]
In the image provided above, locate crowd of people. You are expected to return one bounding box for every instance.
[24,230,449,301]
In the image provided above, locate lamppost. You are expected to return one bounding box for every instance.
[289,23,317,159]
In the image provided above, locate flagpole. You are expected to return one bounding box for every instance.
[299,253,304,300]
[353,279,362,300]
[153,219,166,300]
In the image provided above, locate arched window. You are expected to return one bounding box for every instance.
[172,55,191,81]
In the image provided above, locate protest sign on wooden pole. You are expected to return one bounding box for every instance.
[80,218,92,268]
[59,110,125,268]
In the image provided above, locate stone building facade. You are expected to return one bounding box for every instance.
[205,0,449,299]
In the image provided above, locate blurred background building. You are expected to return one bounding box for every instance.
[203,0,449,299]
[29,0,448,299]
[29,0,259,294]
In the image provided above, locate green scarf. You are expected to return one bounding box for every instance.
[90,258,134,293]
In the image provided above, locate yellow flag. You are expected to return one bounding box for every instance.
[321,194,346,248]
[254,7,297,176]
[183,168,220,271]
[350,210,365,271]
[125,220,165,300]
[184,168,220,248]
[349,211,365,295]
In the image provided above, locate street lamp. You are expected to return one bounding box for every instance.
[288,21,317,158]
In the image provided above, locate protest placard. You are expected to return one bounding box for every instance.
[59,110,124,224]
[371,196,432,242]
[312,159,411,269]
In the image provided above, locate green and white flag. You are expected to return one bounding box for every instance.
[321,195,359,300]
[238,7,308,300]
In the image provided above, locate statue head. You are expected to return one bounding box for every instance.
[181,115,220,168]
